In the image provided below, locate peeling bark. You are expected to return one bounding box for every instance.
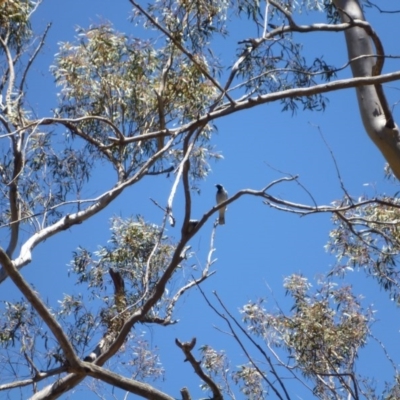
[333,0,400,179]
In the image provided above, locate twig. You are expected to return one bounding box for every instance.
[312,123,352,202]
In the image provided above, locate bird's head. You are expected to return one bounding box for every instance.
[215,184,223,190]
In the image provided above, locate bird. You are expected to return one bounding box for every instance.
[215,184,228,225]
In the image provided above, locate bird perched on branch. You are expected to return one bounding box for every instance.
[215,184,228,225]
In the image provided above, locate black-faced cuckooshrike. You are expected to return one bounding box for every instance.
[215,184,228,225]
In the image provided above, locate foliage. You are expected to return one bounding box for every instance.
[242,276,370,398]
[0,0,400,399]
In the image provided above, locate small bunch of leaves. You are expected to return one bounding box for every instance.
[0,0,34,51]
[241,276,370,396]
[0,300,33,347]
[382,374,400,400]
[287,0,333,14]
[169,132,222,182]
[52,24,220,127]
[0,298,55,372]
[70,216,178,323]
[326,196,400,303]
[147,0,230,52]
[232,364,266,400]
[323,0,341,23]
[49,146,92,193]
[52,25,159,138]
[125,337,165,382]
[55,293,97,357]
[199,345,230,393]
[83,332,164,396]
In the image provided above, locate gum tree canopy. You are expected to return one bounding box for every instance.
[1,0,400,399]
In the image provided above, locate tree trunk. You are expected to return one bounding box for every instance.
[333,0,400,179]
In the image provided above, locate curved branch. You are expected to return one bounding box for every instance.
[84,363,175,400]
[120,70,400,145]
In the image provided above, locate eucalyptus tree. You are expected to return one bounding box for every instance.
[1,0,400,399]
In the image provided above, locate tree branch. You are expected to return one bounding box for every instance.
[0,365,67,392]
[120,70,400,145]
[83,362,175,400]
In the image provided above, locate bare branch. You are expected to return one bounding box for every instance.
[84,362,175,400]
[312,123,352,201]
[167,128,200,227]
[364,1,400,14]
[0,365,67,392]
[164,224,218,322]
[18,23,52,108]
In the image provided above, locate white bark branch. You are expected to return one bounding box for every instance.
[333,0,400,179]
[0,133,175,283]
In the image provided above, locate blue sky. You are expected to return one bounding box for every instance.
[2,0,400,398]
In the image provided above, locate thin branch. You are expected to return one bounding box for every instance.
[18,23,52,108]
[0,36,16,114]
[165,224,218,321]
[165,271,216,323]
[263,1,270,37]
[364,1,400,14]
[315,372,359,400]
[154,47,174,151]
[312,123,352,201]
[181,132,193,235]
[167,128,200,227]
